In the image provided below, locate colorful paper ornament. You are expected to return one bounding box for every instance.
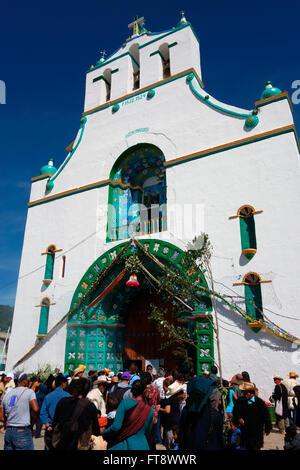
[126,273,140,287]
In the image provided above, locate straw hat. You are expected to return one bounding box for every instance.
[230,374,244,385]
[288,372,299,378]
[273,375,283,381]
[94,375,110,386]
[74,367,85,377]
[166,381,184,399]
[239,382,257,392]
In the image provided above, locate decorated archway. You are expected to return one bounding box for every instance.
[107,144,167,242]
[64,238,213,375]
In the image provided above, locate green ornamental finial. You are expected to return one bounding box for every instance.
[260,81,282,100]
[40,159,57,176]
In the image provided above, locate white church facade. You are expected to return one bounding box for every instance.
[6,15,300,399]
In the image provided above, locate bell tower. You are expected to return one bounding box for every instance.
[84,14,202,112]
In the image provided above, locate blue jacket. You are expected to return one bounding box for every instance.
[40,387,70,425]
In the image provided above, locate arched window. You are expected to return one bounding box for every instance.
[107,144,167,242]
[233,272,272,332]
[129,44,140,90]
[42,244,62,284]
[229,205,263,259]
[159,43,170,79]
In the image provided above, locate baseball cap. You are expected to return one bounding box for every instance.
[121,371,131,380]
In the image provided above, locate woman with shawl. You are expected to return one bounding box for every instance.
[179,376,224,451]
[102,379,154,450]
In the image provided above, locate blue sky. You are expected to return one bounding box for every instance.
[1,0,299,307]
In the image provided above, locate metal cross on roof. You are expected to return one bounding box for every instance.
[128,15,145,36]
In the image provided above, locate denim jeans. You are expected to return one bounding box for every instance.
[288,409,297,427]
[4,427,34,450]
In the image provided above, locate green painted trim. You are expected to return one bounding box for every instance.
[240,216,257,257]
[255,92,293,112]
[31,174,53,182]
[69,238,210,310]
[28,125,299,208]
[138,23,192,50]
[66,238,212,373]
[168,42,178,48]
[83,69,203,119]
[48,116,87,185]
[29,179,109,207]
[187,73,250,119]
[38,306,49,336]
[93,75,110,85]
[150,50,166,61]
[195,317,214,375]
[165,125,299,169]
[87,51,139,74]
[44,253,54,281]
[245,284,263,332]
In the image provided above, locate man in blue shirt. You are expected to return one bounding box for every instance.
[40,374,70,450]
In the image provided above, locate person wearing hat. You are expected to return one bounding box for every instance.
[109,372,132,401]
[73,367,86,379]
[86,375,109,417]
[226,375,244,422]
[0,372,39,450]
[160,380,186,450]
[179,376,224,451]
[232,382,272,450]
[272,375,289,434]
[282,372,300,427]
[2,372,15,398]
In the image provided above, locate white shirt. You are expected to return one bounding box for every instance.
[87,388,106,416]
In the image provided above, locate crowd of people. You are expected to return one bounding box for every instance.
[0,362,300,451]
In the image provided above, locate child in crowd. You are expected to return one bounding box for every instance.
[228,418,244,450]
[106,394,120,428]
[169,425,180,450]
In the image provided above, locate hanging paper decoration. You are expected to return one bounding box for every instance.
[126,273,140,287]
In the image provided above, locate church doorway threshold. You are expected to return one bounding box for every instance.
[123,289,181,374]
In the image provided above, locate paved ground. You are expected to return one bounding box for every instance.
[0,425,286,451]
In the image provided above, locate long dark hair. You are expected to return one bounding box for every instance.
[131,379,149,404]
[68,378,90,399]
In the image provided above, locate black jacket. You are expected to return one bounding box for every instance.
[232,396,272,450]
[273,383,289,418]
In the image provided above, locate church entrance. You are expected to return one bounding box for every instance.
[123,288,181,373]
[64,239,213,376]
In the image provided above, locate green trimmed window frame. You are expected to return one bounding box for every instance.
[37,298,50,340]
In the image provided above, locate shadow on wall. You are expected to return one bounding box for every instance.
[215,297,294,354]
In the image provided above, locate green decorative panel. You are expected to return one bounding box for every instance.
[65,239,211,373]
[195,316,214,375]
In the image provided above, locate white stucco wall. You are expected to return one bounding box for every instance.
[6,22,300,400]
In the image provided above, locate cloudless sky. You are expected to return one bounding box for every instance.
[1,0,300,307]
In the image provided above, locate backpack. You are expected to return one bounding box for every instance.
[110,385,131,402]
[52,398,92,450]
